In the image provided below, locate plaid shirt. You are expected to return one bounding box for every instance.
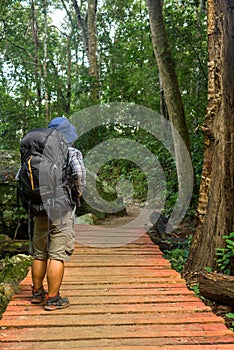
[67,146,86,197]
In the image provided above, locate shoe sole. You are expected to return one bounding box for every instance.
[44,302,70,311]
[31,299,46,305]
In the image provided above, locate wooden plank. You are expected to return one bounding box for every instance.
[14,287,195,297]
[0,312,225,327]
[3,301,212,316]
[2,338,234,350]
[0,324,232,342]
[7,294,201,305]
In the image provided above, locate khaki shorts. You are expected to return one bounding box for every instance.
[33,212,74,262]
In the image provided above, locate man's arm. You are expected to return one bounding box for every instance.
[68,147,86,197]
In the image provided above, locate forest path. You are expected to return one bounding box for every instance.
[1,222,234,349]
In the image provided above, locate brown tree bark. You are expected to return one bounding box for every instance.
[199,271,234,306]
[146,0,194,230]
[72,0,99,101]
[87,0,99,100]
[64,34,72,115]
[30,0,42,116]
[146,0,191,152]
[184,0,234,284]
[42,0,49,122]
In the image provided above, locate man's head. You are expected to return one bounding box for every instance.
[48,117,78,144]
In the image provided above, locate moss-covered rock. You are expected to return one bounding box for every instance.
[0,254,32,318]
[0,234,29,259]
[76,213,100,225]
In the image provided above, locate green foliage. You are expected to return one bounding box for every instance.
[189,284,205,302]
[99,0,159,109]
[203,266,213,273]
[226,313,234,331]
[0,254,32,284]
[190,284,200,297]
[92,122,180,215]
[216,232,234,275]
[163,237,191,274]
[164,247,189,273]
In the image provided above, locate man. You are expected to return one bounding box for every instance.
[30,117,86,311]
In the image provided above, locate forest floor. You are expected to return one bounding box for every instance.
[101,202,195,239]
[100,202,142,227]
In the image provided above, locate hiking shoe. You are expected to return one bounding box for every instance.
[31,286,46,304]
[44,294,70,311]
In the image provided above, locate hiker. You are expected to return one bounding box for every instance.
[17,117,86,311]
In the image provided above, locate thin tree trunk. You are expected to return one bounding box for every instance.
[146,0,194,230]
[43,0,49,122]
[31,0,42,116]
[87,0,99,100]
[146,0,191,152]
[72,0,99,101]
[184,0,234,285]
[65,34,72,115]
[72,0,89,56]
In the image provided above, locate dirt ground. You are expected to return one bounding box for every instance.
[101,204,194,239]
[100,204,142,227]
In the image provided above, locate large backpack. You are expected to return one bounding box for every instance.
[18,128,71,218]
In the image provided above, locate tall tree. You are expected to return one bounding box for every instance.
[42,0,49,122]
[146,0,191,152]
[71,0,99,100]
[31,0,42,116]
[184,0,234,283]
[71,0,89,56]
[146,0,194,228]
[87,0,99,99]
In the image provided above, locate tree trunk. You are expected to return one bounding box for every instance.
[64,35,72,115]
[199,272,234,306]
[87,0,99,100]
[184,0,234,284]
[72,0,99,101]
[146,0,191,152]
[72,0,89,56]
[30,0,42,116]
[146,0,194,230]
[42,0,49,122]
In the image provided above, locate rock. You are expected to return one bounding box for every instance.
[76,213,99,225]
[0,234,11,242]
[0,238,29,257]
[0,254,32,318]
[0,282,16,316]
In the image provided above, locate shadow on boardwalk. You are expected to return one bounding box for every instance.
[1,224,234,349]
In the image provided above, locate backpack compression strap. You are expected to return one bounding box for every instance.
[28,155,35,191]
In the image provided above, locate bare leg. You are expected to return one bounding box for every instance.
[46,259,64,297]
[31,259,47,289]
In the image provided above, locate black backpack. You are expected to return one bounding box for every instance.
[18,128,71,218]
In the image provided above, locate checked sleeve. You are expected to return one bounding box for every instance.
[68,146,86,196]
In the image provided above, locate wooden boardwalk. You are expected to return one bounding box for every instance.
[1,224,234,349]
